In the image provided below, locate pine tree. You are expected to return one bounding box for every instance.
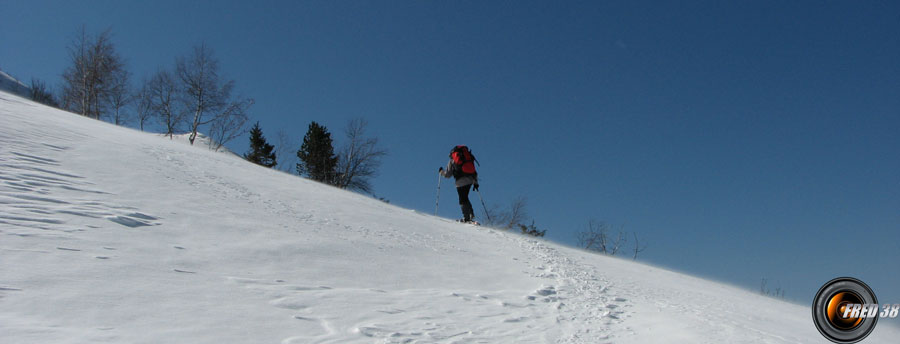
[244,122,277,168]
[296,121,338,183]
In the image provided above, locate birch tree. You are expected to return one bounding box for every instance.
[133,78,154,131]
[61,27,125,120]
[147,69,184,137]
[176,43,252,146]
[105,68,131,125]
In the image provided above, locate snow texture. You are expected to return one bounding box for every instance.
[1,90,898,343]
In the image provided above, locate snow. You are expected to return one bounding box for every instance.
[0,69,31,99]
[1,90,898,343]
[159,132,238,156]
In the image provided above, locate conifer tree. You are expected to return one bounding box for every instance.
[244,122,277,168]
[296,121,338,183]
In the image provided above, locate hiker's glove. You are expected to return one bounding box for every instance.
[473,183,479,191]
[438,167,443,173]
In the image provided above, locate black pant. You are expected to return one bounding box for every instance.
[457,184,474,221]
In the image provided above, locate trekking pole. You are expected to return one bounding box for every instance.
[475,188,492,224]
[434,172,442,215]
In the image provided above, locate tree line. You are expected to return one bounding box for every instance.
[244,118,387,194]
[32,26,387,195]
[32,27,252,150]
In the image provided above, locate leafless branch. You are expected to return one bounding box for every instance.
[146,69,185,137]
[334,118,387,193]
[632,232,647,260]
[133,77,154,131]
[578,220,627,256]
[177,43,251,146]
[483,196,528,229]
[207,98,252,151]
[274,130,299,173]
[61,27,126,120]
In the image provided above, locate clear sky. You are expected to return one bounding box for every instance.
[2,0,898,306]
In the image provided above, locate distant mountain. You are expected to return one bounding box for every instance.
[0,69,32,99]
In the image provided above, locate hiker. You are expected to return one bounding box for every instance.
[439,145,479,222]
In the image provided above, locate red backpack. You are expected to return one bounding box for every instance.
[450,145,477,177]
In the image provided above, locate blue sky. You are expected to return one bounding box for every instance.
[2,0,898,306]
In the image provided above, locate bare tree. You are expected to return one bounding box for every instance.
[61,26,90,115]
[760,278,768,296]
[207,98,252,151]
[484,196,528,229]
[176,43,252,146]
[578,220,627,255]
[133,78,154,131]
[61,27,125,120]
[147,69,184,137]
[578,220,607,253]
[30,78,58,107]
[477,196,549,236]
[177,43,221,145]
[759,278,786,299]
[88,29,125,117]
[105,67,131,125]
[275,129,299,173]
[609,230,627,255]
[334,118,387,193]
[631,232,647,260]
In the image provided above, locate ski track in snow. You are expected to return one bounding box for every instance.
[516,238,629,343]
[219,231,633,343]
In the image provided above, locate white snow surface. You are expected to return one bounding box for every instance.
[1,91,898,343]
[157,132,238,157]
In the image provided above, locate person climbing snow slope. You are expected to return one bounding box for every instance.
[439,145,479,223]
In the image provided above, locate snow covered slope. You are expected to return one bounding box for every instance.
[1,92,898,343]
[158,132,238,156]
[0,70,31,99]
